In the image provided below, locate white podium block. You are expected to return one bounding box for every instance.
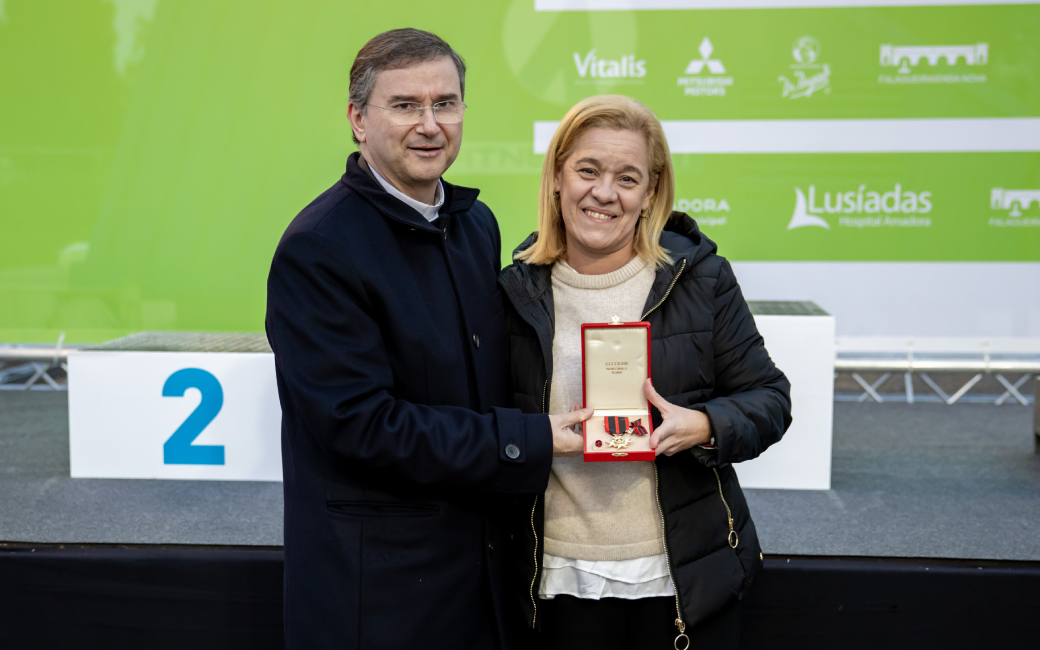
[66,310,833,488]
[734,312,835,490]
[68,351,282,481]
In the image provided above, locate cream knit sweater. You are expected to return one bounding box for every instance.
[544,255,663,561]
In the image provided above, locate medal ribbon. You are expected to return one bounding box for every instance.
[604,416,629,436]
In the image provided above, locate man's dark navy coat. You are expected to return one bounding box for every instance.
[266,153,553,649]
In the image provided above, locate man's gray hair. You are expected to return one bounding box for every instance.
[349,28,466,144]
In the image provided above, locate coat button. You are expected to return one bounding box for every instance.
[472,333,480,348]
[505,443,520,459]
[488,541,495,554]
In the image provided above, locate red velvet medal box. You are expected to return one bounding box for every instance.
[580,320,654,462]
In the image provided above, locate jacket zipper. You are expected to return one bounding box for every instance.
[713,468,739,549]
[654,468,736,646]
[528,495,540,628]
[646,259,691,644]
[641,258,686,321]
[528,377,549,628]
[654,463,686,644]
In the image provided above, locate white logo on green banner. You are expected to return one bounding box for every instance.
[686,38,726,74]
[989,188,1040,227]
[678,38,733,96]
[779,36,831,99]
[788,189,831,230]
[788,185,933,230]
[878,42,989,85]
[880,43,988,73]
[675,196,730,227]
[573,49,646,84]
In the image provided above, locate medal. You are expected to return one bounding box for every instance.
[604,416,632,450]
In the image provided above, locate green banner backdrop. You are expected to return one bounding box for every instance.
[0,0,1037,342]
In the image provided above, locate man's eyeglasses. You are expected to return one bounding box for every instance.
[369,101,467,126]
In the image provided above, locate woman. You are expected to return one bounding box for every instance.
[499,95,792,649]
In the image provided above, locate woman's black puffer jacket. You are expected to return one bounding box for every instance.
[498,212,793,636]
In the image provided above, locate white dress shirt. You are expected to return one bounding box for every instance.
[369,162,444,223]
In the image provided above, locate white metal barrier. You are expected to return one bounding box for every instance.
[835,338,1040,406]
[0,334,74,390]
[835,338,1040,454]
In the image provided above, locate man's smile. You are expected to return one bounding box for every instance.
[408,144,444,157]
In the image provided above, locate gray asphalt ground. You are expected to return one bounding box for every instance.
[2,392,1038,559]
[0,391,282,546]
[747,401,1040,560]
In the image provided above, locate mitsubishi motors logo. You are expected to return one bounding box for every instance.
[685,38,725,75]
[678,38,733,97]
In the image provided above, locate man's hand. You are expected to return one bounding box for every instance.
[644,378,712,456]
[548,406,592,457]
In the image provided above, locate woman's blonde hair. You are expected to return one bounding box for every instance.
[515,94,675,268]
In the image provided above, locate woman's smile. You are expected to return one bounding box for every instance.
[582,207,618,222]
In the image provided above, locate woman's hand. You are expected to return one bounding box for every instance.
[548,405,592,457]
[644,379,712,456]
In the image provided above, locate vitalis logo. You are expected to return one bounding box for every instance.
[677,38,733,96]
[778,36,830,99]
[989,188,1040,227]
[573,50,646,82]
[787,185,932,230]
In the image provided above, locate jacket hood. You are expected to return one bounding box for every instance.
[502,211,718,301]
[659,210,718,266]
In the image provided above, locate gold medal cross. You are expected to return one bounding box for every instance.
[608,435,632,450]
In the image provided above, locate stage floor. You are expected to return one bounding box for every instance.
[1,392,1038,560]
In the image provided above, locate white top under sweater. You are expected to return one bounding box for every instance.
[539,256,674,600]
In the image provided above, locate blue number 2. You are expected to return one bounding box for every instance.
[162,368,225,465]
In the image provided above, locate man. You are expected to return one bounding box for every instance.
[266,29,587,649]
